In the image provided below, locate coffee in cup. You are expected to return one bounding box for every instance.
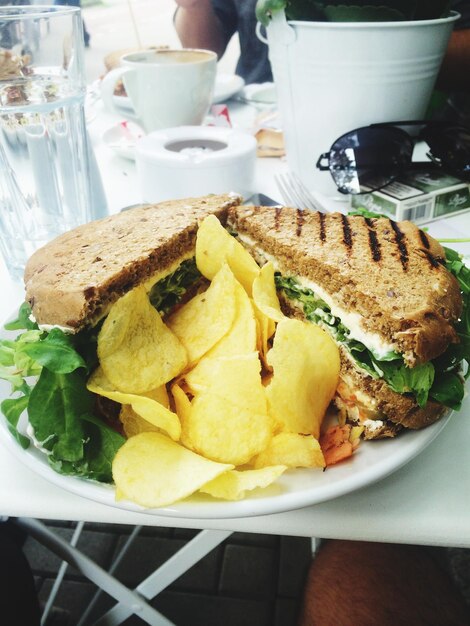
[101,49,217,132]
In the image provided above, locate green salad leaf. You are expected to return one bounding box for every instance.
[149,258,202,315]
[21,328,87,374]
[0,303,123,481]
[0,260,202,483]
[48,413,125,483]
[28,368,91,462]
[1,393,31,449]
[4,301,39,331]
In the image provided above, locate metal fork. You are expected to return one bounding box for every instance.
[275,172,325,211]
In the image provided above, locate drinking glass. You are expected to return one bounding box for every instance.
[0,5,107,281]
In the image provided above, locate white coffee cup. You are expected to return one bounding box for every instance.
[101,49,217,132]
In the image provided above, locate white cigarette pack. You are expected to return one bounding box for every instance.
[350,169,470,224]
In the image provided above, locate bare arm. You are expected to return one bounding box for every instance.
[437,29,470,92]
[174,0,227,58]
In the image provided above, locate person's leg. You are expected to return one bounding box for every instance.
[0,520,41,626]
[298,540,470,626]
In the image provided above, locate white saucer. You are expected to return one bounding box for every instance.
[112,73,245,113]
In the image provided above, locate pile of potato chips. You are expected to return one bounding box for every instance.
[87,216,341,508]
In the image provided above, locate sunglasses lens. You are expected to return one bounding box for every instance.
[421,124,470,180]
[327,127,413,194]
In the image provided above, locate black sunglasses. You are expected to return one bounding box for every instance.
[316,121,470,194]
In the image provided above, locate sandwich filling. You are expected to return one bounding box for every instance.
[234,233,468,416]
[0,257,203,482]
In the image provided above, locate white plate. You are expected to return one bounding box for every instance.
[102,120,144,160]
[112,73,245,113]
[0,318,453,519]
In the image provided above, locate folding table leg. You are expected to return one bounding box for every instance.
[15,518,171,626]
[77,525,143,626]
[93,529,233,626]
[41,521,85,625]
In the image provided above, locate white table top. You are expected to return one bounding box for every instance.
[1,98,470,546]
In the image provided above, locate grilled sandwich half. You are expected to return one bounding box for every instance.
[24,193,242,332]
[228,204,465,438]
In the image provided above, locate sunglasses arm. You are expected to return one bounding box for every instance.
[316,153,331,170]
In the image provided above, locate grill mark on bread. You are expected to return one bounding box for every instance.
[390,220,409,270]
[341,214,353,249]
[365,219,381,262]
[419,230,431,249]
[274,206,282,231]
[423,250,443,269]
[296,209,305,236]
[319,212,326,242]
[228,205,462,366]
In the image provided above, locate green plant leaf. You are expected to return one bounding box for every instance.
[324,5,406,22]
[285,0,326,21]
[4,302,38,331]
[413,0,452,20]
[28,368,94,462]
[256,0,288,26]
[149,258,202,315]
[429,371,464,410]
[80,414,125,482]
[1,394,30,449]
[257,0,452,23]
[20,328,86,374]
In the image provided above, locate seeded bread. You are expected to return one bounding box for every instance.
[25,194,241,331]
[228,205,462,364]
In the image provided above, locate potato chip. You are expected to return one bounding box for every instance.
[200,465,287,500]
[119,404,161,439]
[167,264,237,365]
[252,262,284,323]
[171,382,192,422]
[182,354,273,465]
[203,278,257,359]
[113,432,233,508]
[184,353,266,415]
[88,367,181,441]
[98,286,187,394]
[118,377,169,439]
[265,318,340,438]
[196,215,259,295]
[253,432,325,469]
[170,382,193,448]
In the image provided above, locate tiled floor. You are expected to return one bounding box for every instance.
[24,521,312,626]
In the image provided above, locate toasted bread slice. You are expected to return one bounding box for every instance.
[228,205,462,364]
[25,194,241,331]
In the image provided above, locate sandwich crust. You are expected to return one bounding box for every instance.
[338,350,447,430]
[25,194,241,331]
[228,205,462,364]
